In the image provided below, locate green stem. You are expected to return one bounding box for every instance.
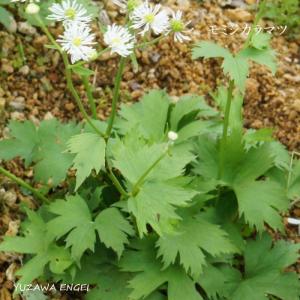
[136,36,164,49]
[131,148,169,196]
[107,166,128,197]
[105,57,126,138]
[61,53,105,137]
[218,80,234,179]
[243,0,267,49]
[0,166,49,204]
[35,15,104,137]
[82,76,97,119]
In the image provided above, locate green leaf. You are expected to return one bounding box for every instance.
[0,7,13,30]
[121,238,203,300]
[192,42,249,91]
[48,195,132,260]
[111,136,166,185]
[22,290,48,300]
[66,133,106,190]
[207,234,300,300]
[111,134,194,187]
[115,90,170,141]
[170,95,217,131]
[94,207,134,258]
[47,195,95,262]
[20,0,55,27]
[234,180,288,232]
[71,65,94,76]
[0,121,38,166]
[128,182,197,236]
[33,119,81,186]
[244,128,274,148]
[156,215,237,277]
[192,41,231,60]
[86,266,133,300]
[239,47,277,74]
[250,32,271,50]
[222,54,249,92]
[0,208,72,286]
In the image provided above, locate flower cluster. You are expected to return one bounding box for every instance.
[46,0,192,64]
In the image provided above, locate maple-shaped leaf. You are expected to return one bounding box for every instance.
[199,234,300,300]
[0,119,81,187]
[47,195,133,261]
[192,40,277,92]
[170,95,217,132]
[239,47,277,75]
[0,120,39,166]
[192,41,249,92]
[33,119,81,186]
[111,136,166,185]
[47,194,96,262]
[86,264,166,300]
[234,180,288,232]
[128,182,197,237]
[0,208,72,287]
[111,133,195,188]
[66,132,106,190]
[120,237,203,300]
[156,215,237,277]
[115,90,170,141]
[94,207,134,258]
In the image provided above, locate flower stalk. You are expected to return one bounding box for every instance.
[218,80,234,180]
[105,57,127,138]
[82,75,97,119]
[0,166,49,204]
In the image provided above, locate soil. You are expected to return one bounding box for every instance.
[0,0,299,299]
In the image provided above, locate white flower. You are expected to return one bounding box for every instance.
[48,0,92,25]
[167,10,192,43]
[25,3,40,14]
[168,131,178,141]
[130,1,169,36]
[113,0,141,13]
[57,23,96,63]
[104,24,135,57]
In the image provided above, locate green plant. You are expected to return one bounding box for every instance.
[0,1,299,299]
[0,0,14,30]
[264,0,300,37]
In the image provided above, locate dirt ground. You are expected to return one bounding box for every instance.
[0,0,299,299]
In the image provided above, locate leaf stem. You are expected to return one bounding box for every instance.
[136,36,164,49]
[131,148,169,196]
[61,53,105,137]
[105,57,126,138]
[0,166,49,204]
[218,80,234,179]
[243,0,267,49]
[82,76,97,119]
[107,166,129,197]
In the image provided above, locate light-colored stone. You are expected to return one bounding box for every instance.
[226,8,253,22]
[3,190,17,207]
[2,63,14,74]
[19,65,30,75]
[292,99,300,112]
[44,111,54,120]
[9,96,25,111]
[18,21,37,35]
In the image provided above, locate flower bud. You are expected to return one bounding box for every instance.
[26,3,40,14]
[168,131,178,141]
